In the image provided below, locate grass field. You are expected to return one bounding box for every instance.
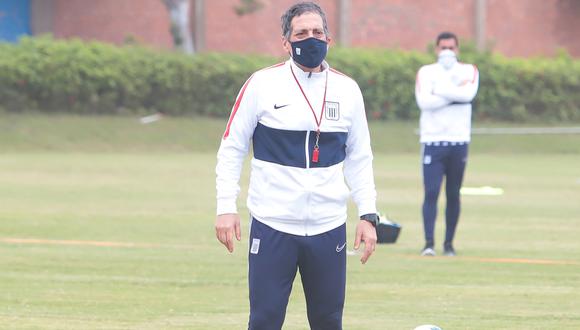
[1,114,579,329]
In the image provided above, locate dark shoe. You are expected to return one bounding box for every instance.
[443,244,456,257]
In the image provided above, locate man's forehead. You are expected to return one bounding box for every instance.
[439,38,457,46]
[291,12,324,28]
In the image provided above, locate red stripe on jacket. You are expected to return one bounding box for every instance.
[223,75,253,140]
[330,67,352,78]
[222,62,285,140]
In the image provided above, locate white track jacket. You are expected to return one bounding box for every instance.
[216,59,377,236]
[415,61,479,143]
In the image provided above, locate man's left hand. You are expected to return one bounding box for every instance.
[354,220,377,264]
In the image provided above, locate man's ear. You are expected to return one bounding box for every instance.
[282,36,291,54]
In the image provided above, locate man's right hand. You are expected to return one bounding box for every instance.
[215,213,241,253]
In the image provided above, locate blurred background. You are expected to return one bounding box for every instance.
[0,1,579,329]
[0,0,578,121]
[2,0,579,56]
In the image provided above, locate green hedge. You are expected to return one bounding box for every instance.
[0,37,274,116]
[1,37,579,121]
[329,46,580,121]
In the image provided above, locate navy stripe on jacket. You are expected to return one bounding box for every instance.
[252,122,347,168]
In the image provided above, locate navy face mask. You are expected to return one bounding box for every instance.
[290,37,328,69]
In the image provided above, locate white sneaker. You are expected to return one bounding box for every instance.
[421,247,436,256]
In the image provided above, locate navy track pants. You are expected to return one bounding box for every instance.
[422,143,468,247]
[248,218,346,330]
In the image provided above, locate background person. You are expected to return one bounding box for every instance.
[414,31,479,257]
[214,2,381,329]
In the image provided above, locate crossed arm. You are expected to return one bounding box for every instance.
[415,65,479,111]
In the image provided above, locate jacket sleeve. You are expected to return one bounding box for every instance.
[215,75,259,215]
[343,83,377,217]
[415,66,452,111]
[433,65,479,103]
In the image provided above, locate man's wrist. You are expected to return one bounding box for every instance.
[360,213,380,227]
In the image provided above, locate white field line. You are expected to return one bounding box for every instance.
[414,127,580,135]
[471,127,580,135]
[398,253,579,266]
[2,237,578,266]
[0,237,193,250]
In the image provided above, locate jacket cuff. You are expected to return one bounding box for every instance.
[357,200,377,217]
[216,198,238,215]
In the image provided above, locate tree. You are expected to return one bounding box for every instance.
[162,0,265,54]
[234,0,264,16]
[162,0,194,54]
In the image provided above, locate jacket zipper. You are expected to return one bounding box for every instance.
[305,130,310,169]
[304,131,311,235]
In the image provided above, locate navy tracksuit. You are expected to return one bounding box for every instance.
[248,218,346,330]
[422,142,468,247]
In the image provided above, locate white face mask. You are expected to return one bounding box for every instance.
[437,49,457,70]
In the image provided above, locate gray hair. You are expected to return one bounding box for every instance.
[281,2,329,39]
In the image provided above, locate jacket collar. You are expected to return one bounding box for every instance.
[288,59,329,80]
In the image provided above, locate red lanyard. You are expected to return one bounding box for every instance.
[290,65,328,163]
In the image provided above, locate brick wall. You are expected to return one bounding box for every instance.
[48,0,579,57]
[204,0,336,56]
[201,0,580,57]
[486,0,580,57]
[52,0,172,49]
[348,0,475,51]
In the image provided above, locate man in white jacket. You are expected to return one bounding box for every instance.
[214,2,380,329]
[415,32,479,257]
